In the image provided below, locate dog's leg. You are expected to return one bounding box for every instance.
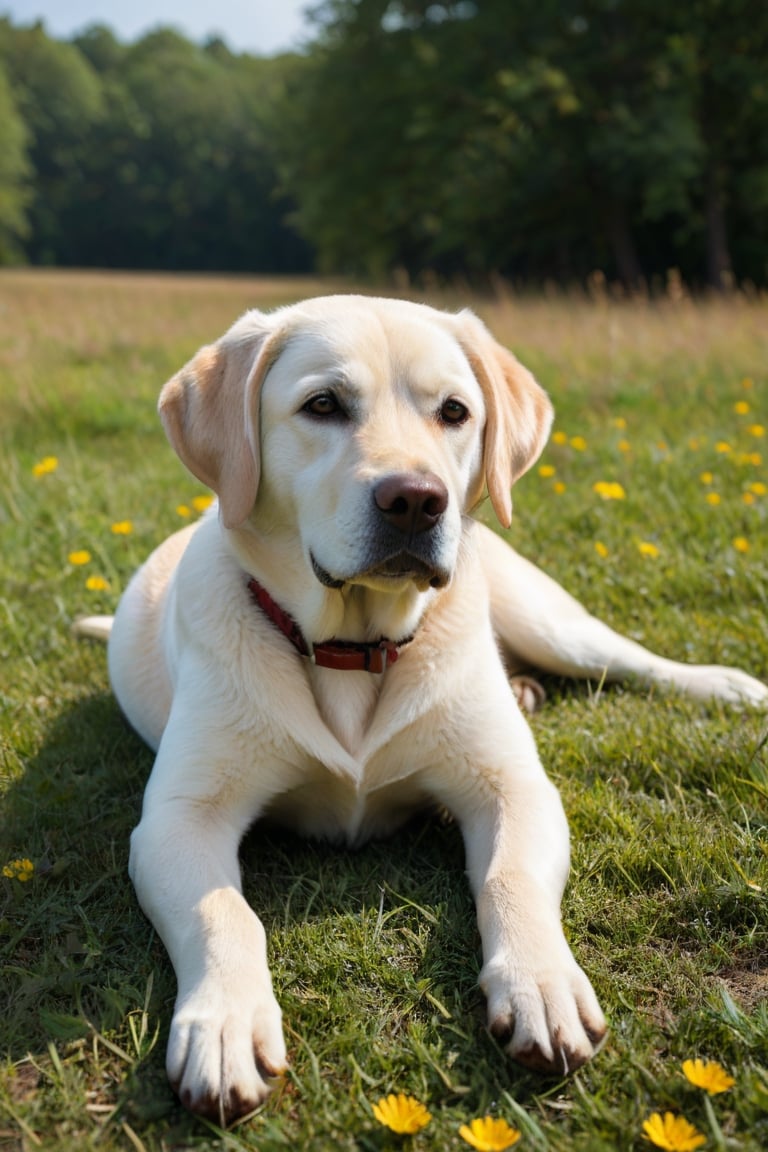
[129,738,287,1125]
[435,703,606,1074]
[467,781,607,1074]
[477,523,767,707]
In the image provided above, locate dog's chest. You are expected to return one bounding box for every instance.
[263,665,435,843]
[307,666,382,758]
[265,762,432,845]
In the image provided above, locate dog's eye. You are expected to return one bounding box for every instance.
[439,398,470,426]
[302,392,344,418]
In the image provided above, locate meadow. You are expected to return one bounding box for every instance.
[0,269,767,1152]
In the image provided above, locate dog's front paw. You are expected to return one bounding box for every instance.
[481,951,606,1076]
[167,979,287,1125]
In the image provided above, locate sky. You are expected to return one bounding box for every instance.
[0,0,315,55]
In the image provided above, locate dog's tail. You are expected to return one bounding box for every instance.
[73,615,114,643]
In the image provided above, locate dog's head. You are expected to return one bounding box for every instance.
[159,296,552,592]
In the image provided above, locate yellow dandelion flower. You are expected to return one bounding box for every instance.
[176,504,191,518]
[111,520,133,535]
[613,416,627,430]
[32,455,59,476]
[618,439,631,453]
[743,492,755,505]
[553,481,566,494]
[748,424,765,437]
[750,481,767,495]
[459,1116,521,1151]
[593,480,626,500]
[86,575,110,591]
[656,441,668,452]
[570,435,587,451]
[3,858,34,882]
[638,541,660,558]
[715,441,731,453]
[705,492,721,505]
[682,1058,736,1094]
[372,1094,431,1135]
[192,494,215,514]
[68,550,92,566]
[699,472,713,485]
[552,430,568,445]
[734,400,751,415]
[747,452,762,465]
[595,541,609,558]
[688,437,701,450]
[733,537,750,553]
[538,464,556,478]
[741,376,753,389]
[642,1111,706,1151]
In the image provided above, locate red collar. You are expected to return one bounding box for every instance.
[247,577,412,673]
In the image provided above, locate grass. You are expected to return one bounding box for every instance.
[1,269,767,1151]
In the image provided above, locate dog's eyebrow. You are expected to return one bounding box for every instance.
[296,369,357,394]
[294,372,365,419]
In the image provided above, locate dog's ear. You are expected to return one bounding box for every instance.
[455,310,553,527]
[158,314,285,529]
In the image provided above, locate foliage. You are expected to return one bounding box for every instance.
[276,0,768,285]
[1,4,768,283]
[1,270,767,1149]
[0,19,311,273]
[0,59,29,262]
[0,18,105,265]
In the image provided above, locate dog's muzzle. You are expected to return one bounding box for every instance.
[311,470,453,592]
[369,471,451,587]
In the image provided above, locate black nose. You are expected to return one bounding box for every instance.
[374,472,449,534]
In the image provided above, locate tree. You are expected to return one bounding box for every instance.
[1,5,766,284]
[278,0,686,281]
[0,56,30,262]
[45,26,309,271]
[0,19,104,264]
[682,0,768,288]
[277,0,768,286]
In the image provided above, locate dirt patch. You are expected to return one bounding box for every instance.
[715,960,768,1012]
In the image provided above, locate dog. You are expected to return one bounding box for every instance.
[76,295,767,1125]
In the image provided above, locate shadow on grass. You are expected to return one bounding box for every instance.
[0,693,183,1127]
[1,692,550,1142]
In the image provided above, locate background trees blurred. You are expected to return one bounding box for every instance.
[0,0,766,287]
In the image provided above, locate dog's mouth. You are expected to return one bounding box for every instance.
[371,553,450,590]
[310,554,346,589]
[311,551,450,592]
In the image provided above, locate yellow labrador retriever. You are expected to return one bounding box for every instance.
[77,295,766,1125]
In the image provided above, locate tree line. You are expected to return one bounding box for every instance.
[0,0,766,288]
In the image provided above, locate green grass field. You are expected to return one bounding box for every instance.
[1,270,767,1152]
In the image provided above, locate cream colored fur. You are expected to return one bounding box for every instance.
[77,295,766,1125]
